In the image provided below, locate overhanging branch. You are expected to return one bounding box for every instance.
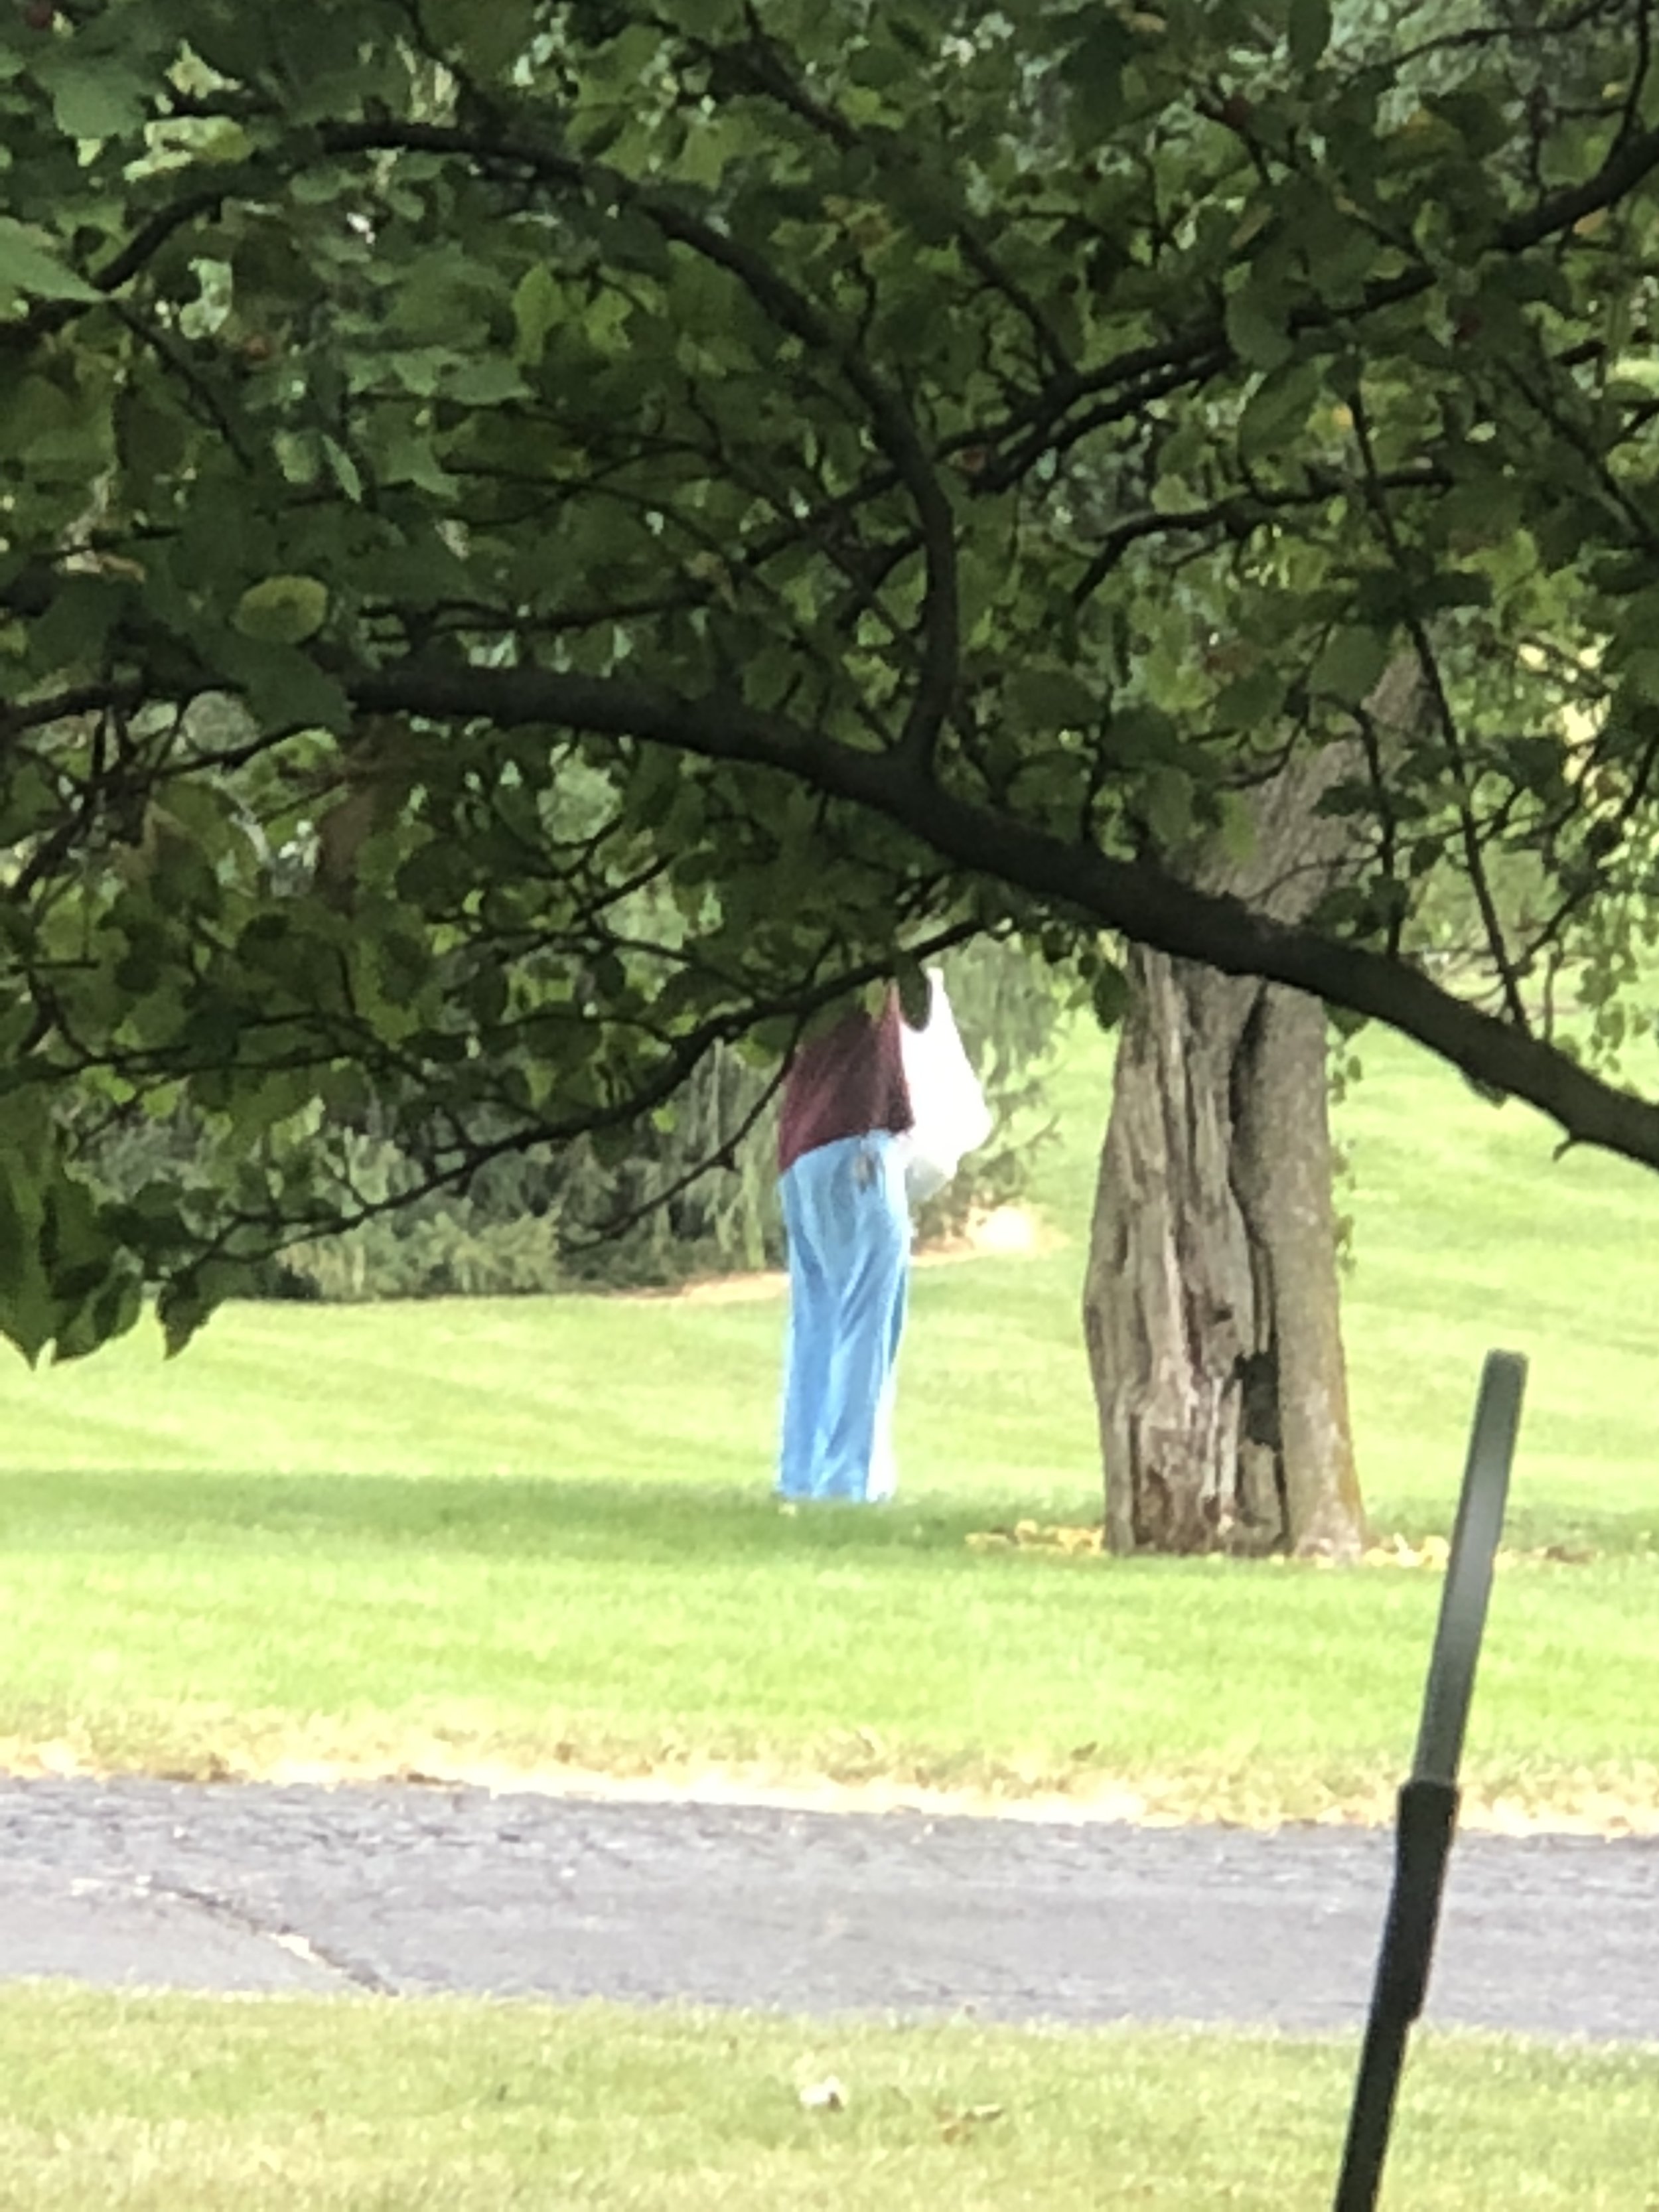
[349,654,1659,1175]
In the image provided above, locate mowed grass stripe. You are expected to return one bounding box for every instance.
[2,1988,1658,2211]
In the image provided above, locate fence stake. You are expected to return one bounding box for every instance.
[1333,1349,1527,2212]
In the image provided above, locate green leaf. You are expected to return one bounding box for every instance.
[1090,962,1132,1032]
[418,0,536,78]
[157,1273,210,1359]
[1214,666,1287,731]
[0,218,98,303]
[443,357,528,406]
[1144,766,1192,849]
[1429,91,1510,160]
[674,0,745,31]
[1311,626,1390,705]
[220,636,350,732]
[323,436,362,502]
[512,265,561,367]
[46,60,147,141]
[678,117,743,192]
[234,575,330,645]
[1287,0,1332,72]
[52,1269,143,1364]
[1006,668,1100,731]
[1062,15,1132,138]
[1237,362,1321,463]
[1224,281,1295,372]
[1439,478,1524,550]
[1216,792,1257,867]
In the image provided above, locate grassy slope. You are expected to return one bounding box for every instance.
[0,1023,1654,1820]
[1,1990,1657,2211]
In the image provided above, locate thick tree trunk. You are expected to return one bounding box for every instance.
[1082,949,1362,1556]
[1079,710,1411,1557]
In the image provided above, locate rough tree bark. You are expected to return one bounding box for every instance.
[1080,690,1416,1557]
[1084,945,1363,1556]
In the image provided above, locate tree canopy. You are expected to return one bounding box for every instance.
[5,0,1659,1361]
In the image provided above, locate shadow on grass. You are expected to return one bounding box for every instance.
[0,1469,1068,1564]
[1384,1494,1659,1561]
[9,1467,1655,1568]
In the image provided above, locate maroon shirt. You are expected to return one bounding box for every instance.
[777,995,912,1175]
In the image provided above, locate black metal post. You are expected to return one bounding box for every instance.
[1333,1349,1527,2212]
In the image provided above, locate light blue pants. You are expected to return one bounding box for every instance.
[777,1132,909,1503]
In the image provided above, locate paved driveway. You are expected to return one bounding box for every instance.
[2,1777,1655,2040]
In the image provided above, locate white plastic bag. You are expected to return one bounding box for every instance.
[899,969,993,1204]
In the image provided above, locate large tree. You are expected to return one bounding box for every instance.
[4,0,1659,1547]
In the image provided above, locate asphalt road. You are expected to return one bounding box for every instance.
[2,1777,1655,2040]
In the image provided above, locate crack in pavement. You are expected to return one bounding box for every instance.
[1,1775,1656,2039]
[133,1872,396,1995]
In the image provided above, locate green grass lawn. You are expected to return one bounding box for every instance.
[0,1021,1655,1824]
[2,1988,1656,2211]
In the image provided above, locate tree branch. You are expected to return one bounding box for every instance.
[1068,463,1447,605]
[321,117,960,773]
[346,654,1659,1177]
[1346,383,1528,1027]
